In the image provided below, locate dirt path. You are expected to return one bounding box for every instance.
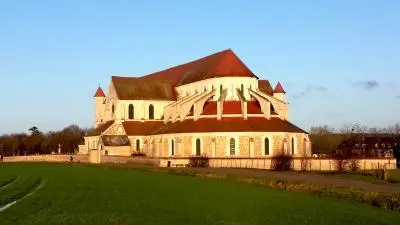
[181,167,400,193]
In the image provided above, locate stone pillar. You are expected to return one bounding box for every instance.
[212,138,216,157]
[249,138,254,157]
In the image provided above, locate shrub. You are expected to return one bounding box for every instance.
[188,156,209,168]
[271,154,293,171]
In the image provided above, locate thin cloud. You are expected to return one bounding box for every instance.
[396,95,400,100]
[353,80,379,90]
[294,86,328,99]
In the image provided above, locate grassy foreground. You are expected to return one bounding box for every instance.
[0,163,399,225]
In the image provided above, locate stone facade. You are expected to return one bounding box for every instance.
[81,49,313,166]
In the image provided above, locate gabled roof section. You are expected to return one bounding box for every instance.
[258,80,273,95]
[273,82,286,94]
[112,76,176,100]
[143,49,258,86]
[122,121,164,136]
[150,117,307,135]
[94,87,106,97]
[87,121,114,136]
[101,135,130,146]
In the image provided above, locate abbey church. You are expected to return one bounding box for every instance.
[78,49,311,164]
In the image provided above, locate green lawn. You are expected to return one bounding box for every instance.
[0,163,399,225]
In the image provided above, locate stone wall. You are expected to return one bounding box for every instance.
[161,157,397,171]
[3,155,89,163]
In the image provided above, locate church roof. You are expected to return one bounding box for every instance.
[149,117,307,135]
[122,121,164,136]
[112,76,176,100]
[273,82,286,94]
[94,87,106,97]
[87,120,114,136]
[258,80,273,95]
[111,49,258,100]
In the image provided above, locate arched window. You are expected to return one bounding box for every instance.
[229,138,235,156]
[128,104,134,119]
[171,139,175,156]
[111,104,115,114]
[264,138,270,155]
[303,138,307,155]
[291,137,295,155]
[220,85,223,95]
[149,104,154,119]
[241,84,244,94]
[196,138,201,156]
[136,139,140,151]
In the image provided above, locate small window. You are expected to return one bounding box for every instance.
[229,138,235,156]
[171,140,175,156]
[291,137,295,155]
[264,138,270,155]
[128,104,134,119]
[220,85,223,95]
[111,104,115,114]
[196,138,201,156]
[136,139,140,151]
[241,84,244,94]
[149,104,154,119]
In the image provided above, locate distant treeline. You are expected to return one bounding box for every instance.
[0,125,92,156]
[309,123,400,156]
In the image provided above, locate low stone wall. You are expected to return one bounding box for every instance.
[161,157,397,171]
[3,155,89,163]
[101,155,159,165]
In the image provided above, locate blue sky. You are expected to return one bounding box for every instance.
[1,0,399,134]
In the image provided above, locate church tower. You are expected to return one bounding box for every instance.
[94,86,106,128]
[273,82,286,102]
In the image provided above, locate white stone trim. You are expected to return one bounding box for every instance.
[261,135,274,156]
[225,136,240,157]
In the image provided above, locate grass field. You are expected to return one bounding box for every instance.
[0,163,399,225]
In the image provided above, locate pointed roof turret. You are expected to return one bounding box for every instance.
[94,86,106,97]
[273,82,286,94]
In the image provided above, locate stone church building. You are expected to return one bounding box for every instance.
[79,49,311,164]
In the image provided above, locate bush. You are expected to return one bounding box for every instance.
[271,154,293,171]
[188,156,209,168]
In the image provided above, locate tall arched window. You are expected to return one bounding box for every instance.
[264,138,270,155]
[136,139,140,151]
[303,138,307,155]
[220,85,223,95]
[128,104,134,119]
[241,84,244,94]
[171,139,175,156]
[149,104,154,119]
[229,138,235,156]
[111,104,115,114]
[291,137,295,155]
[196,138,201,156]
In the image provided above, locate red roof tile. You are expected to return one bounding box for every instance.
[223,101,242,114]
[94,87,106,97]
[150,117,307,135]
[247,101,262,114]
[111,49,258,100]
[258,80,273,95]
[144,49,258,86]
[273,82,286,94]
[202,102,217,115]
[122,121,164,136]
[112,76,176,100]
